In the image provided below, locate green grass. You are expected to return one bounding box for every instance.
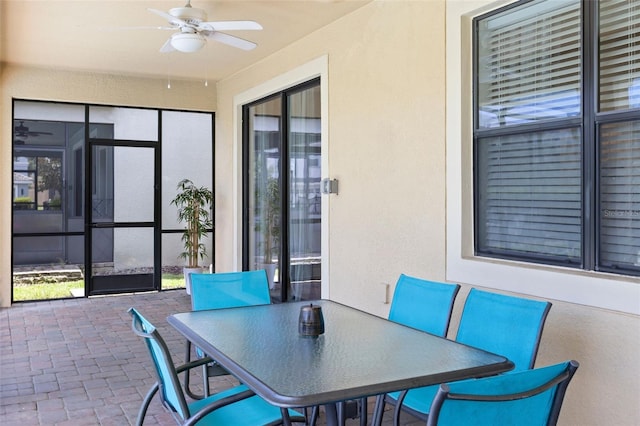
[161,274,185,290]
[13,274,185,302]
[13,280,84,301]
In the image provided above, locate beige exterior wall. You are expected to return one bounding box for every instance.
[0,65,215,306]
[216,0,447,313]
[1,0,639,424]
[215,1,639,424]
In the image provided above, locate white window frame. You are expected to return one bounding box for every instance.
[445,0,640,315]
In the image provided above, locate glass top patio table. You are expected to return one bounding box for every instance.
[167,299,513,426]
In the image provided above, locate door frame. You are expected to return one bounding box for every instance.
[85,137,160,296]
[232,56,330,299]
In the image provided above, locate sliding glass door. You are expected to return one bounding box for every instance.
[243,79,322,302]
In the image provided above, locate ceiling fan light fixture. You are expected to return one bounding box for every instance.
[171,33,206,52]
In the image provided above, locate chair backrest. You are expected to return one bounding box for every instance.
[388,274,461,337]
[190,270,271,311]
[427,360,579,426]
[456,288,551,371]
[128,307,190,421]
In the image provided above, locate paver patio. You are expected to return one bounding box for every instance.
[0,290,418,425]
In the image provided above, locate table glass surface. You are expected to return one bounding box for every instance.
[167,300,513,408]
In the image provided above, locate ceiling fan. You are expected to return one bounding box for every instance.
[147,0,262,53]
[13,120,53,145]
[14,121,53,138]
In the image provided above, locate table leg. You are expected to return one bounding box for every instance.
[324,402,346,426]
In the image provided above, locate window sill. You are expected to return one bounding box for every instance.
[446,253,640,315]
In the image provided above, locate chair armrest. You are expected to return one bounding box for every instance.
[174,356,216,375]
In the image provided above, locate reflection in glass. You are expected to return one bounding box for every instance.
[599,0,640,112]
[477,0,581,128]
[599,121,640,272]
[476,128,582,263]
[288,85,321,301]
[13,153,63,211]
[248,96,282,291]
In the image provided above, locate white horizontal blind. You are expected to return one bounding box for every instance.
[477,129,582,261]
[476,0,583,263]
[599,0,640,112]
[598,1,640,273]
[599,121,640,270]
[477,0,581,128]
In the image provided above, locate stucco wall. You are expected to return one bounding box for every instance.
[215,1,639,424]
[1,0,639,424]
[216,0,447,313]
[0,65,215,306]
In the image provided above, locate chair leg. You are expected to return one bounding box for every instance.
[392,390,408,426]
[137,382,160,426]
[309,406,319,426]
[371,394,386,426]
[359,397,367,426]
[202,363,210,397]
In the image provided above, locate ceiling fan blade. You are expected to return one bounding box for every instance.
[199,20,263,31]
[160,36,176,53]
[148,8,186,26]
[100,25,176,33]
[206,32,257,50]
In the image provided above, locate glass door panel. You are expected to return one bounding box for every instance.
[90,227,155,294]
[244,79,321,302]
[247,96,282,295]
[288,85,322,301]
[89,144,156,295]
[161,110,214,289]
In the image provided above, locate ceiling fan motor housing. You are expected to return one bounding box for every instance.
[169,6,207,25]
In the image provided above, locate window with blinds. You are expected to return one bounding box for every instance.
[599,121,640,271]
[599,0,640,112]
[476,129,582,263]
[476,0,581,128]
[474,0,640,276]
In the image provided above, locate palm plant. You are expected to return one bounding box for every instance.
[170,179,213,268]
[261,176,280,264]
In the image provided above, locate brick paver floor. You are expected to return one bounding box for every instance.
[0,290,418,425]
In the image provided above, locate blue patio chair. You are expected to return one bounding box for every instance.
[426,360,579,426]
[375,287,552,426]
[388,274,461,336]
[190,270,272,311]
[128,307,305,426]
[184,270,272,399]
[309,275,460,426]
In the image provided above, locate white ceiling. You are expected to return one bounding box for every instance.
[1,0,370,81]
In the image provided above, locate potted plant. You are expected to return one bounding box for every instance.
[256,176,280,289]
[170,178,213,294]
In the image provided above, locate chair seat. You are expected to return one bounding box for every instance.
[188,384,297,426]
[426,360,579,426]
[387,385,438,420]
